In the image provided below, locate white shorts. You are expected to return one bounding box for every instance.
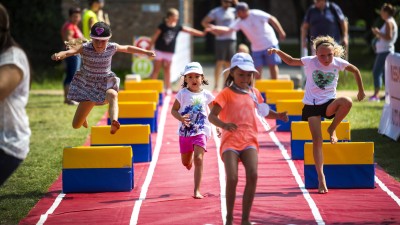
[155,50,174,62]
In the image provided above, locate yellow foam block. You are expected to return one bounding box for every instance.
[304,142,374,165]
[124,80,163,92]
[266,90,304,104]
[291,121,350,140]
[255,79,294,91]
[63,146,132,169]
[276,100,304,115]
[91,124,150,144]
[118,102,156,118]
[118,90,159,104]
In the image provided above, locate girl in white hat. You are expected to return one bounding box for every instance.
[171,62,214,199]
[208,53,288,224]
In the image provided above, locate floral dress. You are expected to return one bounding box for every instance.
[67,42,119,104]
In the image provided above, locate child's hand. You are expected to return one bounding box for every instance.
[181,114,191,127]
[51,53,61,61]
[357,90,366,101]
[221,122,237,132]
[147,50,156,58]
[216,127,222,138]
[267,48,277,55]
[277,111,289,122]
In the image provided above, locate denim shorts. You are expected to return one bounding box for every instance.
[252,45,282,68]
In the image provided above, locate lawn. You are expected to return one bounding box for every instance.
[0,41,399,225]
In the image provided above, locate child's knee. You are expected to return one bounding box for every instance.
[106,89,118,99]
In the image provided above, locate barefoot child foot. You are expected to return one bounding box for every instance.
[327,127,338,144]
[110,120,120,134]
[194,191,204,199]
[318,175,328,194]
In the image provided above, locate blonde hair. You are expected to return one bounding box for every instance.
[237,43,249,53]
[312,35,345,58]
[166,8,179,18]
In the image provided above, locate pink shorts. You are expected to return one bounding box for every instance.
[155,50,174,62]
[179,134,208,154]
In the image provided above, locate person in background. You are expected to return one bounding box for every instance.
[201,0,238,91]
[369,3,398,101]
[97,0,110,25]
[301,0,348,56]
[0,3,31,187]
[150,8,206,95]
[61,7,84,105]
[208,53,288,224]
[82,0,101,40]
[171,62,214,199]
[268,35,365,194]
[207,2,286,80]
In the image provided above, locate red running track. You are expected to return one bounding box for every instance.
[20,94,400,225]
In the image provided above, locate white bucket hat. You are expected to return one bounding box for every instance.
[230,52,258,73]
[181,62,203,76]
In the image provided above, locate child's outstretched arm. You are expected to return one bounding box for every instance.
[116,44,156,58]
[345,64,366,101]
[51,45,82,61]
[182,26,207,37]
[267,48,303,66]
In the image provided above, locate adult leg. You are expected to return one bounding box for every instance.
[308,116,327,193]
[325,97,352,143]
[222,151,240,225]
[193,145,205,199]
[150,59,163,80]
[106,89,120,134]
[163,60,172,92]
[214,60,225,91]
[268,65,278,80]
[371,52,390,99]
[255,66,263,79]
[72,101,96,129]
[240,148,258,225]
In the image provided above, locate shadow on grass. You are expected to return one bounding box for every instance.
[351,128,400,181]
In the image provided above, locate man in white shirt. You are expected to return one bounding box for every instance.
[208,2,286,79]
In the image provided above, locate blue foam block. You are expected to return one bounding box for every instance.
[92,143,152,163]
[277,115,302,131]
[62,168,133,193]
[304,164,375,189]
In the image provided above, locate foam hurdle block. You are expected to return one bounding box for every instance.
[91,125,152,163]
[304,142,375,189]
[124,80,164,105]
[255,79,294,101]
[109,101,157,132]
[62,146,133,193]
[275,100,304,131]
[118,90,159,106]
[291,121,350,160]
[265,90,304,111]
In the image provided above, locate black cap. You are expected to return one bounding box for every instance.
[90,22,112,40]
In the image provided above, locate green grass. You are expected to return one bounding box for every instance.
[0,94,106,225]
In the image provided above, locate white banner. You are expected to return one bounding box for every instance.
[170,32,191,83]
[378,52,400,141]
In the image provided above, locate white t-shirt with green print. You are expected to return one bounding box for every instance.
[301,56,349,105]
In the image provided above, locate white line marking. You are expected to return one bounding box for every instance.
[258,115,325,225]
[36,193,66,225]
[211,124,226,224]
[130,95,171,225]
[375,175,400,207]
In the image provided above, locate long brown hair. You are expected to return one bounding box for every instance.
[0,3,19,54]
